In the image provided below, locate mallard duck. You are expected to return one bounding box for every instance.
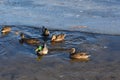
[35,43,48,55]
[42,26,50,36]
[19,33,40,45]
[70,48,90,59]
[51,33,66,42]
[1,26,11,33]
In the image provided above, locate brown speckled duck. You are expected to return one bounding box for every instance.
[1,26,11,33]
[19,33,40,45]
[51,33,66,42]
[70,48,90,59]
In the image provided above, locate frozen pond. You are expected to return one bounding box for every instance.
[0,0,120,35]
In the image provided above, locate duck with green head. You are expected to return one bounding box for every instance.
[35,43,48,55]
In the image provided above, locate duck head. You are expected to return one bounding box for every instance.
[19,33,25,43]
[70,48,76,54]
[61,34,66,39]
[20,33,25,39]
[51,34,56,41]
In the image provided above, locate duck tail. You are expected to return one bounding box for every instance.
[88,55,91,57]
[43,43,47,48]
[1,30,5,33]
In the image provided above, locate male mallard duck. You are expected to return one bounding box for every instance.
[19,33,40,45]
[42,26,50,36]
[35,43,48,55]
[70,48,90,59]
[51,33,66,42]
[1,26,11,33]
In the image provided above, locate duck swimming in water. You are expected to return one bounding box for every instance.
[19,33,40,45]
[35,43,48,55]
[70,48,90,59]
[51,33,66,42]
[42,26,50,36]
[1,26,11,33]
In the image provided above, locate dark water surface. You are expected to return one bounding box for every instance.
[0,26,120,80]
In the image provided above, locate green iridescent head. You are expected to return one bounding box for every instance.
[38,46,42,50]
[35,45,43,52]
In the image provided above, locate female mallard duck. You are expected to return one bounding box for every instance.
[19,33,40,45]
[70,48,90,59]
[35,43,48,55]
[42,26,50,36]
[1,26,11,33]
[51,33,66,42]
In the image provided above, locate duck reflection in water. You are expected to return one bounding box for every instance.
[70,58,90,62]
[36,55,44,61]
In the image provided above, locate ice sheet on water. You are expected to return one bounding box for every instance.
[0,0,120,35]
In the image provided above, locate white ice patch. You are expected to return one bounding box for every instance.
[0,0,120,35]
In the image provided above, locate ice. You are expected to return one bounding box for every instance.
[0,0,120,35]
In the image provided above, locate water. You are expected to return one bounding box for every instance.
[0,26,120,80]
[0,1,120,80]
[0,0,120,35]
